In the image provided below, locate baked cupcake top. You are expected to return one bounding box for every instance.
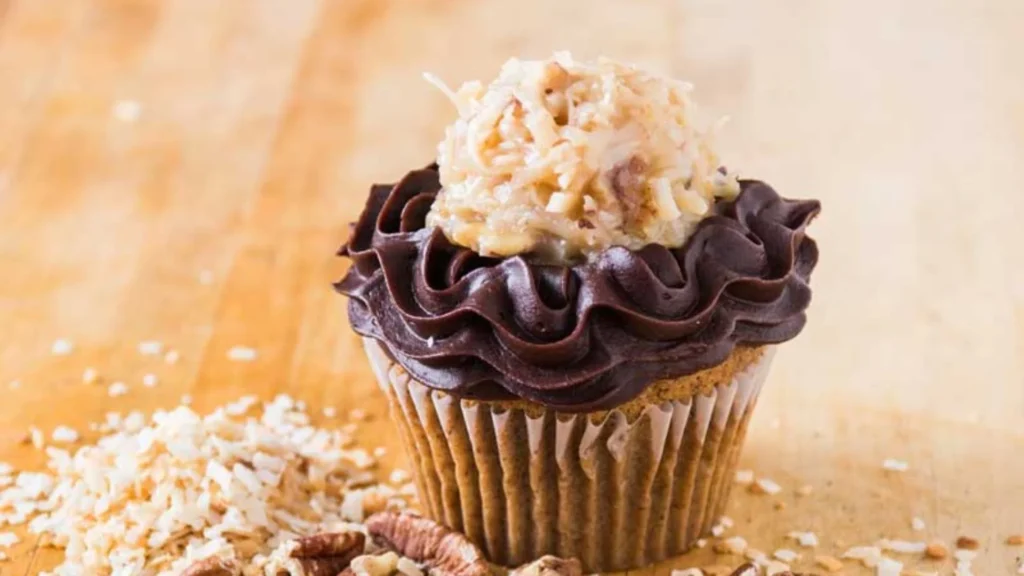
[337,55,819,412]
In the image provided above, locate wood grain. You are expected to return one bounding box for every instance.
[0,0,1022,574]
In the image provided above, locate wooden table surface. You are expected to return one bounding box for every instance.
[1,0,1022,574]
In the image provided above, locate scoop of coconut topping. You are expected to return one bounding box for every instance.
[425,52,739,262]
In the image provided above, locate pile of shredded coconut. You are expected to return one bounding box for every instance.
[0,395,414,575]
[425,51,739,262]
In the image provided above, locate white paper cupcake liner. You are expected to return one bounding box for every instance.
[362,338,775,572]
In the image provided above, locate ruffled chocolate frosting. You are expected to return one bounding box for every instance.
[336,164,819,412]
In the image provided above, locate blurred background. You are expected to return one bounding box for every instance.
[0,0,1021,573]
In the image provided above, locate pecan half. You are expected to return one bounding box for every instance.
[291,531,367,576]
[508,555,582,576]
[181,557,242,576]
[364,512,490,576]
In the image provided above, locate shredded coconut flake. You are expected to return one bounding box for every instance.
[734,469,755,485]
[51,339,74,355]
[227,346,258,361]
[107,381,128,397]
[754,477,782,495]
[788,531,820,548]
[50,426,79,444]
[882,458,909,472]
[138,340,163,355]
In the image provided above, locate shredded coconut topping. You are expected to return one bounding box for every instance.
[425,52,739,262]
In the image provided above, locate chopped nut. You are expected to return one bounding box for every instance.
[348,552,400,576]
[924,542,948,559]
[1007,534,1024,546]
[727,563,759,576]
[955,536,980,550]
[181,557,242,576]
[814,555,843,572]
[509,555,583,576]
[291,531,367,576]
[396,557,424,576]
[364,512,490,576]
[361,491,389,516]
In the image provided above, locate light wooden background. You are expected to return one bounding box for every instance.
[0,0,1022,574]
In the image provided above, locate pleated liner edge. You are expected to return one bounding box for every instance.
[362,338,775,572]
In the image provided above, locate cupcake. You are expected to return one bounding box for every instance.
[337,53,819,572]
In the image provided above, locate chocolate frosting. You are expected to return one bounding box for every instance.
[336,164,819,412]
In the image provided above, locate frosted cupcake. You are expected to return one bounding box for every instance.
[337,53,819,572]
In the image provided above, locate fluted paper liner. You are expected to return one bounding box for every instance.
[362,339,775,572]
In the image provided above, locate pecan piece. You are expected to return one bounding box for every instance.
[291,531,367,576]
[181,557,242,576]
[509,555,582,576]
[364,512,490,576]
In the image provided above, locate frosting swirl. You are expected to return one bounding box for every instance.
[336,164,819,412]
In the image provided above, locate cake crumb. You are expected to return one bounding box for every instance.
[138,340,163,355]
[787,531,819,548]
[1007,534,1024,546]
[955,536,979,550]
[51,339,74,355]
[701,566,735,576]
[0,532,19,547]
[8,380,20,390]
[924,542,948,559]
[51,426,79,444]
[814,555,844,572]
[389,469,411,484]
[671,569,703,576]
[107,382,128,397]
[373,447,387,459]
[695,538,707,549]
[349,408,369,422]
[81,367,99,384]
[882,458,909,472]
[181,394,193,405]
[734,469,755,485]
[227,346,258,361]
[142,373,158,388]
[322,406,337,418]
[198,270,214,285]
[751,478,782,495]
[773,501,786,511]
[795,484,814,496]
[164,350,180,364]
[911,516,926,531]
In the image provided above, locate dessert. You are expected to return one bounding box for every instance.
[337,52,819,572]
